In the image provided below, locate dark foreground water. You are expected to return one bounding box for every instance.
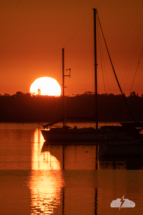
[0,123,143,215]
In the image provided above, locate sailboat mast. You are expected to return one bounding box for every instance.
[62,48,65,127]
[93,8,98,129]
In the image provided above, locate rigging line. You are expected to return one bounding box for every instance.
[97,14,136,122]
[122,22,143,90]
[100,42,111,94]
[129,47,143,94]
[97,19,110,94]
[123,39,143,92]
[63,9,92,48]
[97,21,106,93]
[98,20,110,93]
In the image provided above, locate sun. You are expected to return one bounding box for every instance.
[30,77,61,96]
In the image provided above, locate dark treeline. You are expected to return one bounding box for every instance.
[0,91,143,122]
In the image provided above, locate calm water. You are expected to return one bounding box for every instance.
[0,122,143,215]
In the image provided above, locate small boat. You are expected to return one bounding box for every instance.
[41,125,128,142]
[99,122,143,156]
[41,9,143,143]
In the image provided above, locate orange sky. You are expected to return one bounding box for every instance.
[0,0,143,96]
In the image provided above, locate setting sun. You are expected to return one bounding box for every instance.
[30,77,61,96]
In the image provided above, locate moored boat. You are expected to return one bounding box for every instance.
[41,125,128,142]
[41,9,141,143]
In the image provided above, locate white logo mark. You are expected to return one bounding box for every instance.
[110,195,135,209]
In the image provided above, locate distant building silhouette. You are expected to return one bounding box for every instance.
[37,88,41,95]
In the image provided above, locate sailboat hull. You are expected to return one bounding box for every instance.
[41,127,127,142]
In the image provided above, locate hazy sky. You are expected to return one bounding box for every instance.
[0,0,143,95]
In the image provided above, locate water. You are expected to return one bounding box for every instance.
[0,122,143,214]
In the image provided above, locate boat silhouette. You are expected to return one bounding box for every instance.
[41,9,143,144]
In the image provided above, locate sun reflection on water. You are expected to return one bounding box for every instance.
[29,128,64,214]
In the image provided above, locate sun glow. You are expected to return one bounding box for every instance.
[29,128,64,214]
[30,77,61,96]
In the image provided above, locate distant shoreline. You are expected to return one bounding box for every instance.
[0,91,142,122]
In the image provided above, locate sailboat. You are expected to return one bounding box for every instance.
[41,9,142,143]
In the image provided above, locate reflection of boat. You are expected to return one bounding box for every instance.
[99,137,143,157]
[41,9,142,142]
[42,142,98,170]
[41,142,98,215]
